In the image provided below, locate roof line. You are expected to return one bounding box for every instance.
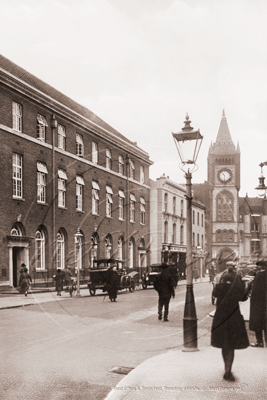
[0,67,149,157]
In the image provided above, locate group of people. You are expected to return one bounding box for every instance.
[211,259,266,381]
[153,260,266,382]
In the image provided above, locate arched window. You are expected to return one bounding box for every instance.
[216,230,222,242]
[164,220,168,243]
[164,193,168,212]
[56,231,65,270]
[180,225,184,244]
[129,239,134,268]
[173,223,176,244]
[91,233,99,268]
[35,229,45,269]
[105,235,112,258]
[217,191,234,221]
[228,230,234,242]
[222,230,227,241]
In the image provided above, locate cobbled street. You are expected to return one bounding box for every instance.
[0,282,238,400]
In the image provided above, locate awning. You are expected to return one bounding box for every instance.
[37,114,48,126]
[119,190,125,198]
[92,181,100,190]
[58,169,68,180]
[76,176,85,185]
[130,193,136,202]
[106,185,113,194]
[37,162,48,174]
[107,193,113,203]
[93,190,99,200]
[76,134,83,144]
[251,239,260,241]
[140,197,145,204]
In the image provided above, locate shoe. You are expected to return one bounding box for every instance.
[251,342,264,348]
[158,314,162,320]
[164,318,169,322]
[223,372,235,382]
[25,293,27,297]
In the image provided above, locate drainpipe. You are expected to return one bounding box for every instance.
[126,154,130,271]
[51,114,58,272]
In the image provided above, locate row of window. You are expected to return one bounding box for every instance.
[192,210,204,227]
[215,230,235,242]
[192,232,204,248]
[164,194,184,217]
[13,153,146,224]
[11,225,138,270]
[12,102,145,183]
[164,221,184,245]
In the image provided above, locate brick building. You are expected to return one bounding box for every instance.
[150,175,205,279]
[0,54,152,289]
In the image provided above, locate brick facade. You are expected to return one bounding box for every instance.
[0,55,152,289]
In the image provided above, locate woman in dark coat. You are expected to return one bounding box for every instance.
[211,267,249,381]
[107,268,118,302]
[55,269,64,296]
[249,261,266,347]
[19,266,32,297]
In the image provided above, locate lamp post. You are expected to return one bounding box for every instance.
[172,113,203,351]
[255,162,267,198]
[75,228,83,297]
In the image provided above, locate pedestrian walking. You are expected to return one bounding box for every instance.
[211,266,249,381]
[249,259,267,347]
[54,269,64,296]
[209,263,216,284]
[62,266,73,289]
[18,265,32,297]
[154,263,175,321]
[107,267,118,302]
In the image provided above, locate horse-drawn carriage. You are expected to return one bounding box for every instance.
[88,258,136,296]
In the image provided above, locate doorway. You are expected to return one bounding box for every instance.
[12,247,24,287]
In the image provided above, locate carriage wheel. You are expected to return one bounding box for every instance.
[129,280,135,292]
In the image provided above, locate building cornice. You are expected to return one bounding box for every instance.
[0,69,153,165]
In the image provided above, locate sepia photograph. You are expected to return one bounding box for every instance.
[0,0,266,399]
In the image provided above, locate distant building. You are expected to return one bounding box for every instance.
[193,111,267,272]
[150,175,205,279]
[0,55,152,290]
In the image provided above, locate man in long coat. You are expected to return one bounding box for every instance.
[249,260,267,347]
[154,264,175,321]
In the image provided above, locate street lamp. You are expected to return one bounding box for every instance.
[172,113,203,351]
[255,162,267,198]
[75,228,83,297]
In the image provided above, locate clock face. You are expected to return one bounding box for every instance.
[219,169,232,182]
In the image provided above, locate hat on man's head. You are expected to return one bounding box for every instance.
[21,263,26,267]
[256,259,267,269]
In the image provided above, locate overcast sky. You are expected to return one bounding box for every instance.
[1,0,266,197]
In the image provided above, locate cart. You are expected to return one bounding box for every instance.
[88,258,136,296]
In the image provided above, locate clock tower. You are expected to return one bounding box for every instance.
[208,110,240,272]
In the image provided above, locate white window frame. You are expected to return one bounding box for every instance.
[12,102,22,132]
[106,149,112,170]
[37,162,48,203]
[118,190,125,220]
[106,186,113,217]
[35,230,45,270]
[118,155,124,175]
[140,197,145,225]
[76,177,84,211]
[92,180,100,215]
[37,114,48,142]
[129,159,135,179]
[130,193,136,223]
[140,165,145,184]
[76,134,84,157]
[92,142,98,164]
[56,232,65,270]
[13,153,22,198]
[58,124,66,150]
[58,169,67,208]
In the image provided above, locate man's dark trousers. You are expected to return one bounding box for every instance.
[158,295,171,320]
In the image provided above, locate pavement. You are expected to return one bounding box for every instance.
[1,277,264,400]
